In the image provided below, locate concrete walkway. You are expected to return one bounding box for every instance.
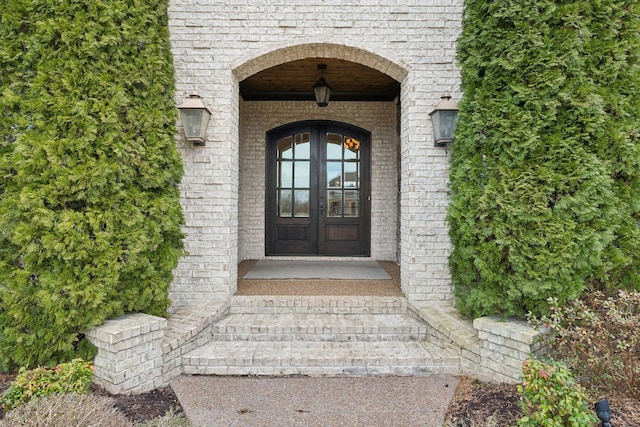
[171,375,458,427]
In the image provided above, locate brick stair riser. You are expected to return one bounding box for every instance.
[181,340,462,377]
[229,306,408,315]
[229,297,408,315]
[184,356,457,368]
[211,313,427,338]
[183,366,461,377]
[209,332,428,342]
[183,355,460,375]
[211,321,427,335]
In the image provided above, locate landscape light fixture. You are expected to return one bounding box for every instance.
[595,399,611,427]
[313,64,332,107]
[429,92,458,147]
[177,91,211,146]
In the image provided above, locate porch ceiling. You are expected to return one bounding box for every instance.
[239,58,400,102]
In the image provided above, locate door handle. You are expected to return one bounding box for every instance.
[320,202,324,216]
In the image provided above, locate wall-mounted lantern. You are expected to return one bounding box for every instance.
[313,64,332,107]
[429,92,458,147]
[177,91,211,146]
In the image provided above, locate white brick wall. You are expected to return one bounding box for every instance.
[168,0,463,309]
[239,100,399,261]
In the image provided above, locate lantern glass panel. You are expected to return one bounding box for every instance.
[181,109,204,138]
[313,78,332,107]
[439,110,457,141]
[431,110,443,142]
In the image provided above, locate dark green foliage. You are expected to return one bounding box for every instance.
[0,0,184,368]
[449,1,640,317]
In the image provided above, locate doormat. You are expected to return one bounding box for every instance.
[243,260,392,280]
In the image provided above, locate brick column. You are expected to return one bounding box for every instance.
[86,313,167,395]
[473,317,541,383]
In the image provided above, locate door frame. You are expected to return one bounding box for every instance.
[265,120,371,256]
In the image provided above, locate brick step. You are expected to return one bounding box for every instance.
[229,296,408,315]
[182,340,460,377]
[210,313,428,341]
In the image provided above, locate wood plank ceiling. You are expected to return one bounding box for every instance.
[240,58,400,102]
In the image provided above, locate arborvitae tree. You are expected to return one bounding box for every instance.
[449,1,640,318]
[0,0,184,368]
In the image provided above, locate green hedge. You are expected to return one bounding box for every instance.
[449,1,640,318]
[0,0,184,369]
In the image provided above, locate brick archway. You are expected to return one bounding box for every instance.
[233,42,406,267]
[232,41,408,83]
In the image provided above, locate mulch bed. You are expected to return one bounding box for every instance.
[91,384,184,424]
[0,373,184,424]
[444,376,522,427]
[444,376,640,427]
[2,372,639,426]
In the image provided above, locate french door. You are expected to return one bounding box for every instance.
[266,121,370,256]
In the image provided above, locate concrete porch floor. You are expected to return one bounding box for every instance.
[235,260,403,297]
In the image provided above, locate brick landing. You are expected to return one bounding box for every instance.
[181,296,460,376]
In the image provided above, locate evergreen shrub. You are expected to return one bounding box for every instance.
[449,0,640,317]
[0,0,184,368]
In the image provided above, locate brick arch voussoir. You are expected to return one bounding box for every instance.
[232,41,409,83]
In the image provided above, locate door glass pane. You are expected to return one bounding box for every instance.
[344,137,360,160]
[326,161,342,188]
[344,190,359,217]
[295,133,310,159]
[343,162,359,188]
[279,161,292,188]
[294,190,309,217]
[278,136,293,159]
[279,190,292,217]
[327,190,342,217]
[326,133,342,159]
[294,161,310,187]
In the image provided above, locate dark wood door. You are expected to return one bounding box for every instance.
[266,121,370,256]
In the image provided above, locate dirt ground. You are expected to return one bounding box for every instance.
[1,373,639,425]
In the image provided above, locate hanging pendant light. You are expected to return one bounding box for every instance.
[313,64,332,107]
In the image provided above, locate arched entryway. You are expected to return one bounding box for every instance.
[234,44,407,266]
[168,9,460,308]
[266,121,371,256]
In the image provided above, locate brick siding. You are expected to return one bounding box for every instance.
[168,1,463,309]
